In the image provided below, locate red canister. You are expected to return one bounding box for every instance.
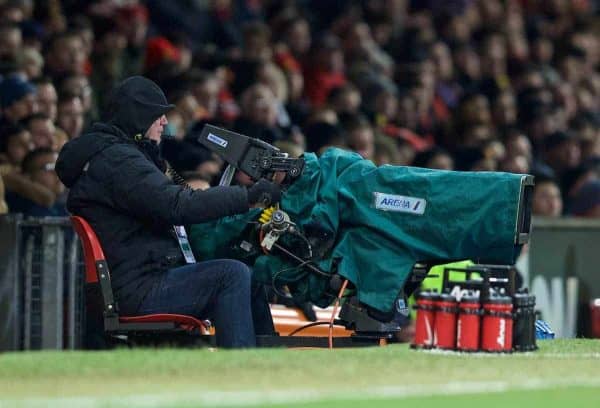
[590,299,600,338]
[456,291,481,352]
[434,293,458,350]
[481,293,513,352]
[411,290,438,349]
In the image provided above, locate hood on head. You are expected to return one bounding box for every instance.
[56,125,123,188]
[105,76,174,138]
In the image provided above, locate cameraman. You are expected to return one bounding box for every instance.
[56,76,280,348]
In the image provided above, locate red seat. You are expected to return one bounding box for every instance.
[70,215,209,335]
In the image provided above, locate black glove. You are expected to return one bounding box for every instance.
[247,178,282,207]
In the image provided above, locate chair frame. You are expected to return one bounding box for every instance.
[70,216,210,338]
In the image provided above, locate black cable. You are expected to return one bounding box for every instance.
[289,229,313,259]
[271,260,311,298]
[287,321,333,336]
[271,243,331,277]
[167,165,192,190]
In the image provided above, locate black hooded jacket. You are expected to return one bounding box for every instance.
[56,76,249,314]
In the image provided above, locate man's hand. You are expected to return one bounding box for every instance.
[247,179,282,208]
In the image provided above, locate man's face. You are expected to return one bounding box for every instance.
[493,92,517,126]
[4,93,37,122]
[432,42,453,80]
[30,118,56,149]
[547,140,581,171]
[7,130,33,165]
[57,97,84,139]
[246,88,277,127]
[0,28,22,58]
[145,115,168,142]
[193,78,220,118]
[286,20,311,56]
[48,36,86,75]
[36,84,58,121]
[63,76,93,111]
[348,128,374,160]
[532,181,563,217]
[333,90,361,114]
[29,153,64,195]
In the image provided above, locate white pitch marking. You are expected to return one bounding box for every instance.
[3,377,600,408]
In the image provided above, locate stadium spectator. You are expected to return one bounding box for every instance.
[43,31,87,79]
[4,147,66,216]
[327,84,362,116]
[0,124,31,167]
[142,36,183,85]
[431,40,461,110]
[542,131,582,178]
[167,86,201,133]
[188,69,220,122]
[57,74,96,123]
[55,76,279,348]
[234,83,283,144]
[561,161,599,210]
[24,113,55,149]
[115,3,150,78]
[56,91,84,139]
[0,123,60,212]
[492,90,518,128]
[303,34,346,107]
[500,154,530,174]
[32,77,58,121]
[277,15,311,62]
[304,121,346,156]
[68,15,94,59]
[0,23,22,60]
[16,47,44,79]
[342,114,375,161]
[0,75,37,127]
[571,112,600,162]
[532,176,564,217]
[413,147,454,170]
[256,61,292,129]
[89,17,127,110]
[373,133,407,166]
[568,180,600,217]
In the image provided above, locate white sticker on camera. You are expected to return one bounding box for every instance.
[207,133,228,148]
[373,192,426,215]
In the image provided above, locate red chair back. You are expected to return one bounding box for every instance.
[71,216,105,284]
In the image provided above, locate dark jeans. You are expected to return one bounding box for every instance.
[137,259,274,348]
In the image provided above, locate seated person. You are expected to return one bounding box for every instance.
[0,75,37,129]
[56,76,280,348]
[5,148,67,217]
[24,113,56,149]
[0,124,60,210]
[531,175,563,217]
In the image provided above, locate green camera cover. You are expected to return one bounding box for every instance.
[190,148,526,313]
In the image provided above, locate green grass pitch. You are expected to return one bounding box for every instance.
[0,339,599,407]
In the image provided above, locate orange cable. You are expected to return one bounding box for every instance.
[328,279,349,349]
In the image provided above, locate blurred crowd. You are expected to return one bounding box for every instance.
[0,0,599,218]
